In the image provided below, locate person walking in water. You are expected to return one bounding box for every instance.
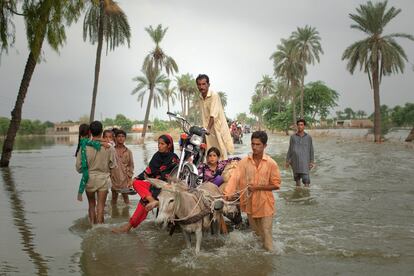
[224,131,281,252]
[197,74,234,160]
[286,119,315,188]
[76,121,116,224]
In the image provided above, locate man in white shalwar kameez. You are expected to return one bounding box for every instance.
[196,74,234,159]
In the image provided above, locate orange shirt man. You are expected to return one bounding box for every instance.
[224,131,281,251]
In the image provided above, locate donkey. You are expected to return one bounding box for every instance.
[147,178,235,254]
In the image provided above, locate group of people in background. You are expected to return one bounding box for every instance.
[74,74,315,252]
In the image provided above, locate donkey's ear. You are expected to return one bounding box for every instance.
[146,178,167,189]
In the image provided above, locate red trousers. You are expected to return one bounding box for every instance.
[129,179,152,228]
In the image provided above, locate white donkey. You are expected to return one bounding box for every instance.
[147,178,236,254]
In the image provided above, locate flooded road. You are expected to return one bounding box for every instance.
[1,134,414,275]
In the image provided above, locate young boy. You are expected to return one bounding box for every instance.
[110,130,134,205]
[224,131,281,251]
[76,121,116,224]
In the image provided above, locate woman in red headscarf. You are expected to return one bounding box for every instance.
[112,134,179,233]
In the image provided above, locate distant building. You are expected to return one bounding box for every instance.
[54,123,79,134]
[131,124,152,133]
[336,119,373,128]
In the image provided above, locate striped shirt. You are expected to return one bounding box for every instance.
[286,132,314,174]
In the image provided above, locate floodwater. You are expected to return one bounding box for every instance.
[1,133,414,275]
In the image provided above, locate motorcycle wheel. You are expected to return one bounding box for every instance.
[170,164,199,188]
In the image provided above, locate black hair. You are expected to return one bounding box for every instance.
[115,129,127,137]
[103,129,114,138]
[207,147,221,158]
[79,123,89,137]
[75,123,90,156]
[90,121,103,137]
[196,74,209,84]
[159,134,174,152]
[251,130,268,145]
[296,118,307,126]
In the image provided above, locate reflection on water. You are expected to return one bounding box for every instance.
[1,168,49,275]
[1,134,414,275]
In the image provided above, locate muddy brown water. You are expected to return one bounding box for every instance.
[1,133,413,275]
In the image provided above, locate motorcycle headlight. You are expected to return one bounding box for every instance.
[190,135,203,146]
[186,144,194,151]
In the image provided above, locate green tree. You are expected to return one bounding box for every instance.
[356,110,367,119]
[83,0,131,122]
[176,73,196,117]
[270,38,302,126]
[391,103,414,126]
[336,111,345,120]
[114,114,132,131]
[131,67,167,136]
[236,112,248,124]
[160,79,177,115]
[141,24,178,137]
[217,91,228,108]
[342,0,414,142]
[344,107,356,119]
[255,75,276,97]
[0,117,10,136]
[102,117,114,127]
[291,25,323,118]
[0,0,16,55]
[303,81,339,121]
[1,0,84,167]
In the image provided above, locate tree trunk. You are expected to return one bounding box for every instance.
[89,0,104,122]
[186,94,190,118]
[180,90,184,115]
[141,87,154,138]
[372,65,381,143]
[405,127,414,142]
[300,66,305,118]
[167,95,171,120]
[0,52,37,167]
[291,80,297,127]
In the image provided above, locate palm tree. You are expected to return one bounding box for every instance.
[0,0,17,54]
[217,91,228,108]
[342,0,414,142]
[255,75,276,97]
[141,24,178,137]
[160,79,177,116]
[143,24,178,75]
[356,110,367,119]
[270,38,302,126]
[1,1,83,167]
[176,73,195,116]
[291,25,323,118]
[132,67,167,137]
[83,0,131,122]
[344,107,356,119]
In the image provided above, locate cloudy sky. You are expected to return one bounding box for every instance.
[0,0,413,122]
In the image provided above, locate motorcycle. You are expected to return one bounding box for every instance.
[167,112,208,188]
[167,112,245,231]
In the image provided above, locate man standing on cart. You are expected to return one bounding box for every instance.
[197,74,234,160]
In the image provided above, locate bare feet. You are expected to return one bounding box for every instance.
[145,200,159,211]
[112,223,132,233]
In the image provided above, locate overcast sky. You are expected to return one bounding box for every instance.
[0,0,413,122]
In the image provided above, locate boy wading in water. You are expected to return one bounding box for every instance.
[75,123,110,202]
[286,119,315,188]
[224,131,281,252]
[76,121,116,224]
[110,130,134,205]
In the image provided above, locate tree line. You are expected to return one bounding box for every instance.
[1,0,413,167]
[250,0,413,141]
